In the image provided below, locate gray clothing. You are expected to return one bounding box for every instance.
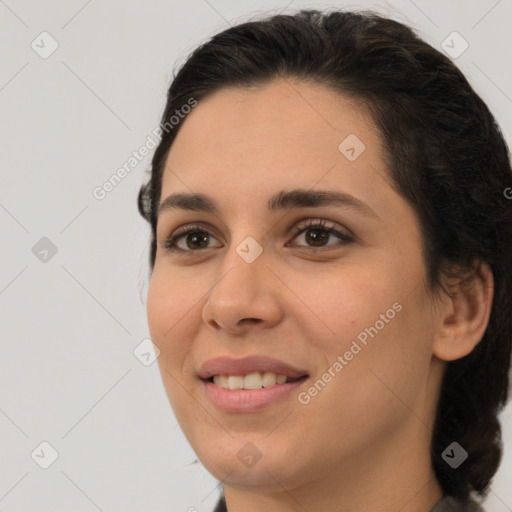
[213,494,486,511]
[430,496,485,512]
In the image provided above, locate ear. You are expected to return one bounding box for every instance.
[432,262,494,361]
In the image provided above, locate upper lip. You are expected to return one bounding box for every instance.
[198,355,309,380]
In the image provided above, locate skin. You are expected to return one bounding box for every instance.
[146,78,494,512]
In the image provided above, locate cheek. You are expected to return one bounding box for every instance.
[146,268,200,366]
[146,269,201,419]
[301,262,399,344]
[304,258,430,388]
[146,272,171,346]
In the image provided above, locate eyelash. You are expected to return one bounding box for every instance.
[162,219,353,255]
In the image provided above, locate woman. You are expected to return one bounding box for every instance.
[137,9,512,512]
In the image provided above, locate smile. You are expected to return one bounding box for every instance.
[210,371,302,390]
[202,375,309,413]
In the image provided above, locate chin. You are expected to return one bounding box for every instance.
[195,438,309,492]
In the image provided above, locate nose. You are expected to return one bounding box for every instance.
[201,249,284,335]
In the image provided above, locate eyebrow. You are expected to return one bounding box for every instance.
[157,189,380,220]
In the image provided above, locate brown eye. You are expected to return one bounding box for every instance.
[182,231,210,250]
[291,220,353,249]
[164,228,222,252]
[162,219,353,255]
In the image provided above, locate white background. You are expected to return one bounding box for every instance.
[1,1,511,511]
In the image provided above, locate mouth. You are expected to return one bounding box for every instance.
[202,372,308,390]
[197,355,310,412]
[200,372,310,413]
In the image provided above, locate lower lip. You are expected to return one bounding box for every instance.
[201,377,309,413]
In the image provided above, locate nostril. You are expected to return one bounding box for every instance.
[239,318,262,325]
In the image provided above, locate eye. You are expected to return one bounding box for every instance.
[162,223,222,253]
[161,219,353,254]
[288,219,353,250]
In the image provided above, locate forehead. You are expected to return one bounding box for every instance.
[169,79,376,153]
[160,78,391,216]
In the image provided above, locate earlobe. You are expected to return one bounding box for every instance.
[432,262,494,362]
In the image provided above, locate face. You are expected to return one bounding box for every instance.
[147,79,445,493]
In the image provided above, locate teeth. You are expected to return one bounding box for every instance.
[262,371,276,387]
[212,371,296,390]
[244,372,262,389]
[227,375,244,390]
[276,374,287,384]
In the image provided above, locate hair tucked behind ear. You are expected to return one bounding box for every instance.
[138,8,512,504]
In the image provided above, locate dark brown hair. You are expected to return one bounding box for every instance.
[138,8,512,506]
